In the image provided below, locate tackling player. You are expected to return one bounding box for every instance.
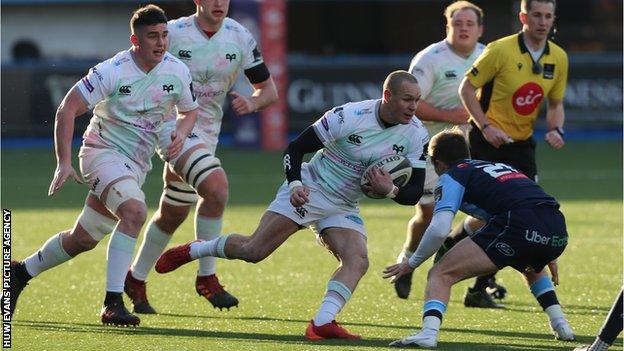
[155,71,429,340]
[393,1,508,308]
[384,130,575,348]
[125,0,278,313]
[10,5,198,326]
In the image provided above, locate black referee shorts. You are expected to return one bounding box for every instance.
[468,122,537,181]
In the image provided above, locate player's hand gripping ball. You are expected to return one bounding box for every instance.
[360,155,412,199]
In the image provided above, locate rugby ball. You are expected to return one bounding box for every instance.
[360,155,412,199]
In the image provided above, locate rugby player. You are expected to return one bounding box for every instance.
[394,1,507,308]
[156,71,429,339]
[384,130,575,348]
[437,0,570,308]
[10,5,198,326]
[125,0,278,313]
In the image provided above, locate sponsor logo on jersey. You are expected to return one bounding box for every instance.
[434,185,442,201]
[543,64,555,79]
[225,53,237,62]
[392,144,405,154]
[345,215,364,225]
[119,85,132,95]
[91,177,100,191]
[517,62,523,70]
[470,66,479,76]
[294,206,308,219]
[190,83,196,101]
[512,82,544,115]
[178,50,192,59]
[444,70,457,79]
[412,67,425,76]
[188,132,198,139]
[321,117,330,131]
[347,134,362,145]
[114,57,130,67]
[495,242,515,256]
[163,84,174,93]
[91,67,103,81]
[354,108,372,116]
[252,47,262,63]
[81,77,94,93]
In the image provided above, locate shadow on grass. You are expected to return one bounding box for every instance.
[15,318,589,350]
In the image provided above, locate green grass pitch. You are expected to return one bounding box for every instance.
[2,141,622,350]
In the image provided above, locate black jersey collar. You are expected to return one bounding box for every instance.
[517,32,550,55]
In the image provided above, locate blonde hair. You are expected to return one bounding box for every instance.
[444,1,484,25]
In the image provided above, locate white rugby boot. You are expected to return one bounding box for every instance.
[550,318,576,341]
[389,328,438,348]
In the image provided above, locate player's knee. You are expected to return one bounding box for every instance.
[197,169,228,206]
[116,200,147,231]
[76,205,117,244]
[72,229,99,251]
[345,253,369,276]
[155,204,190,232]
[178,149,222,191]
[240,244,266,264]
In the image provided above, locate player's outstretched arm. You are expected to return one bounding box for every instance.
[48,87,89,196]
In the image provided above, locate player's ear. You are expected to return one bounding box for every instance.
[130,33,139,47]
[519,11,528,26]
[382,88,392,103]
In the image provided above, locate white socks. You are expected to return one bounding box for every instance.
[106,230,137,293]
[190,235,230,259]
[313,280,352,326]
[195,215,222,276]
[545,304,565,321]
[130,222,172,281]
[23,232,72,277]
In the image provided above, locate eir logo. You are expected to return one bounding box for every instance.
[512,82,544,115]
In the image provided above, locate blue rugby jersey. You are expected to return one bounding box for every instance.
[433,159,558,220]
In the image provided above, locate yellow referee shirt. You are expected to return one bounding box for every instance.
[466,32,568,141]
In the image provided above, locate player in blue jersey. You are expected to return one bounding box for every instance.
[384,130,574,348]
[155,70,430,340]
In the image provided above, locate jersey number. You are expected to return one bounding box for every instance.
[475,163,518,178]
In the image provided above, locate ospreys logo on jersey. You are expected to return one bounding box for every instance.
[162,84,174,93]
[225,53,237,62]
[392,144,405,154]
[119,85,132,95]
[348,134,363,145]
[178,50,192,59]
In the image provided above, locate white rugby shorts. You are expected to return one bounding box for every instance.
[267,178,367,238]
[79,146,146,199]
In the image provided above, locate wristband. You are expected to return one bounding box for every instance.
[385,185,398,199]
[549,126,565,136]
[288,180,303,193]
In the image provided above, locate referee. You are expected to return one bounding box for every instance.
[447,0,569,307]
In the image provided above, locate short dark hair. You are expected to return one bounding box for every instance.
[444,1,484,26]
[383,70,419,95]
[429,130,470,165]
[130,4,168,33]
[521,0,556,13]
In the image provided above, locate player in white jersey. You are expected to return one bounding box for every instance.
[393,1,506,307]
[125,0,278,314]
[154,71,429,340]
[10,5,198,327]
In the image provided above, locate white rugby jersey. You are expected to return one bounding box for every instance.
[308,99,429,204]
[76,49,197,173]
[167,16,265,141]
[408,40,484,136]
